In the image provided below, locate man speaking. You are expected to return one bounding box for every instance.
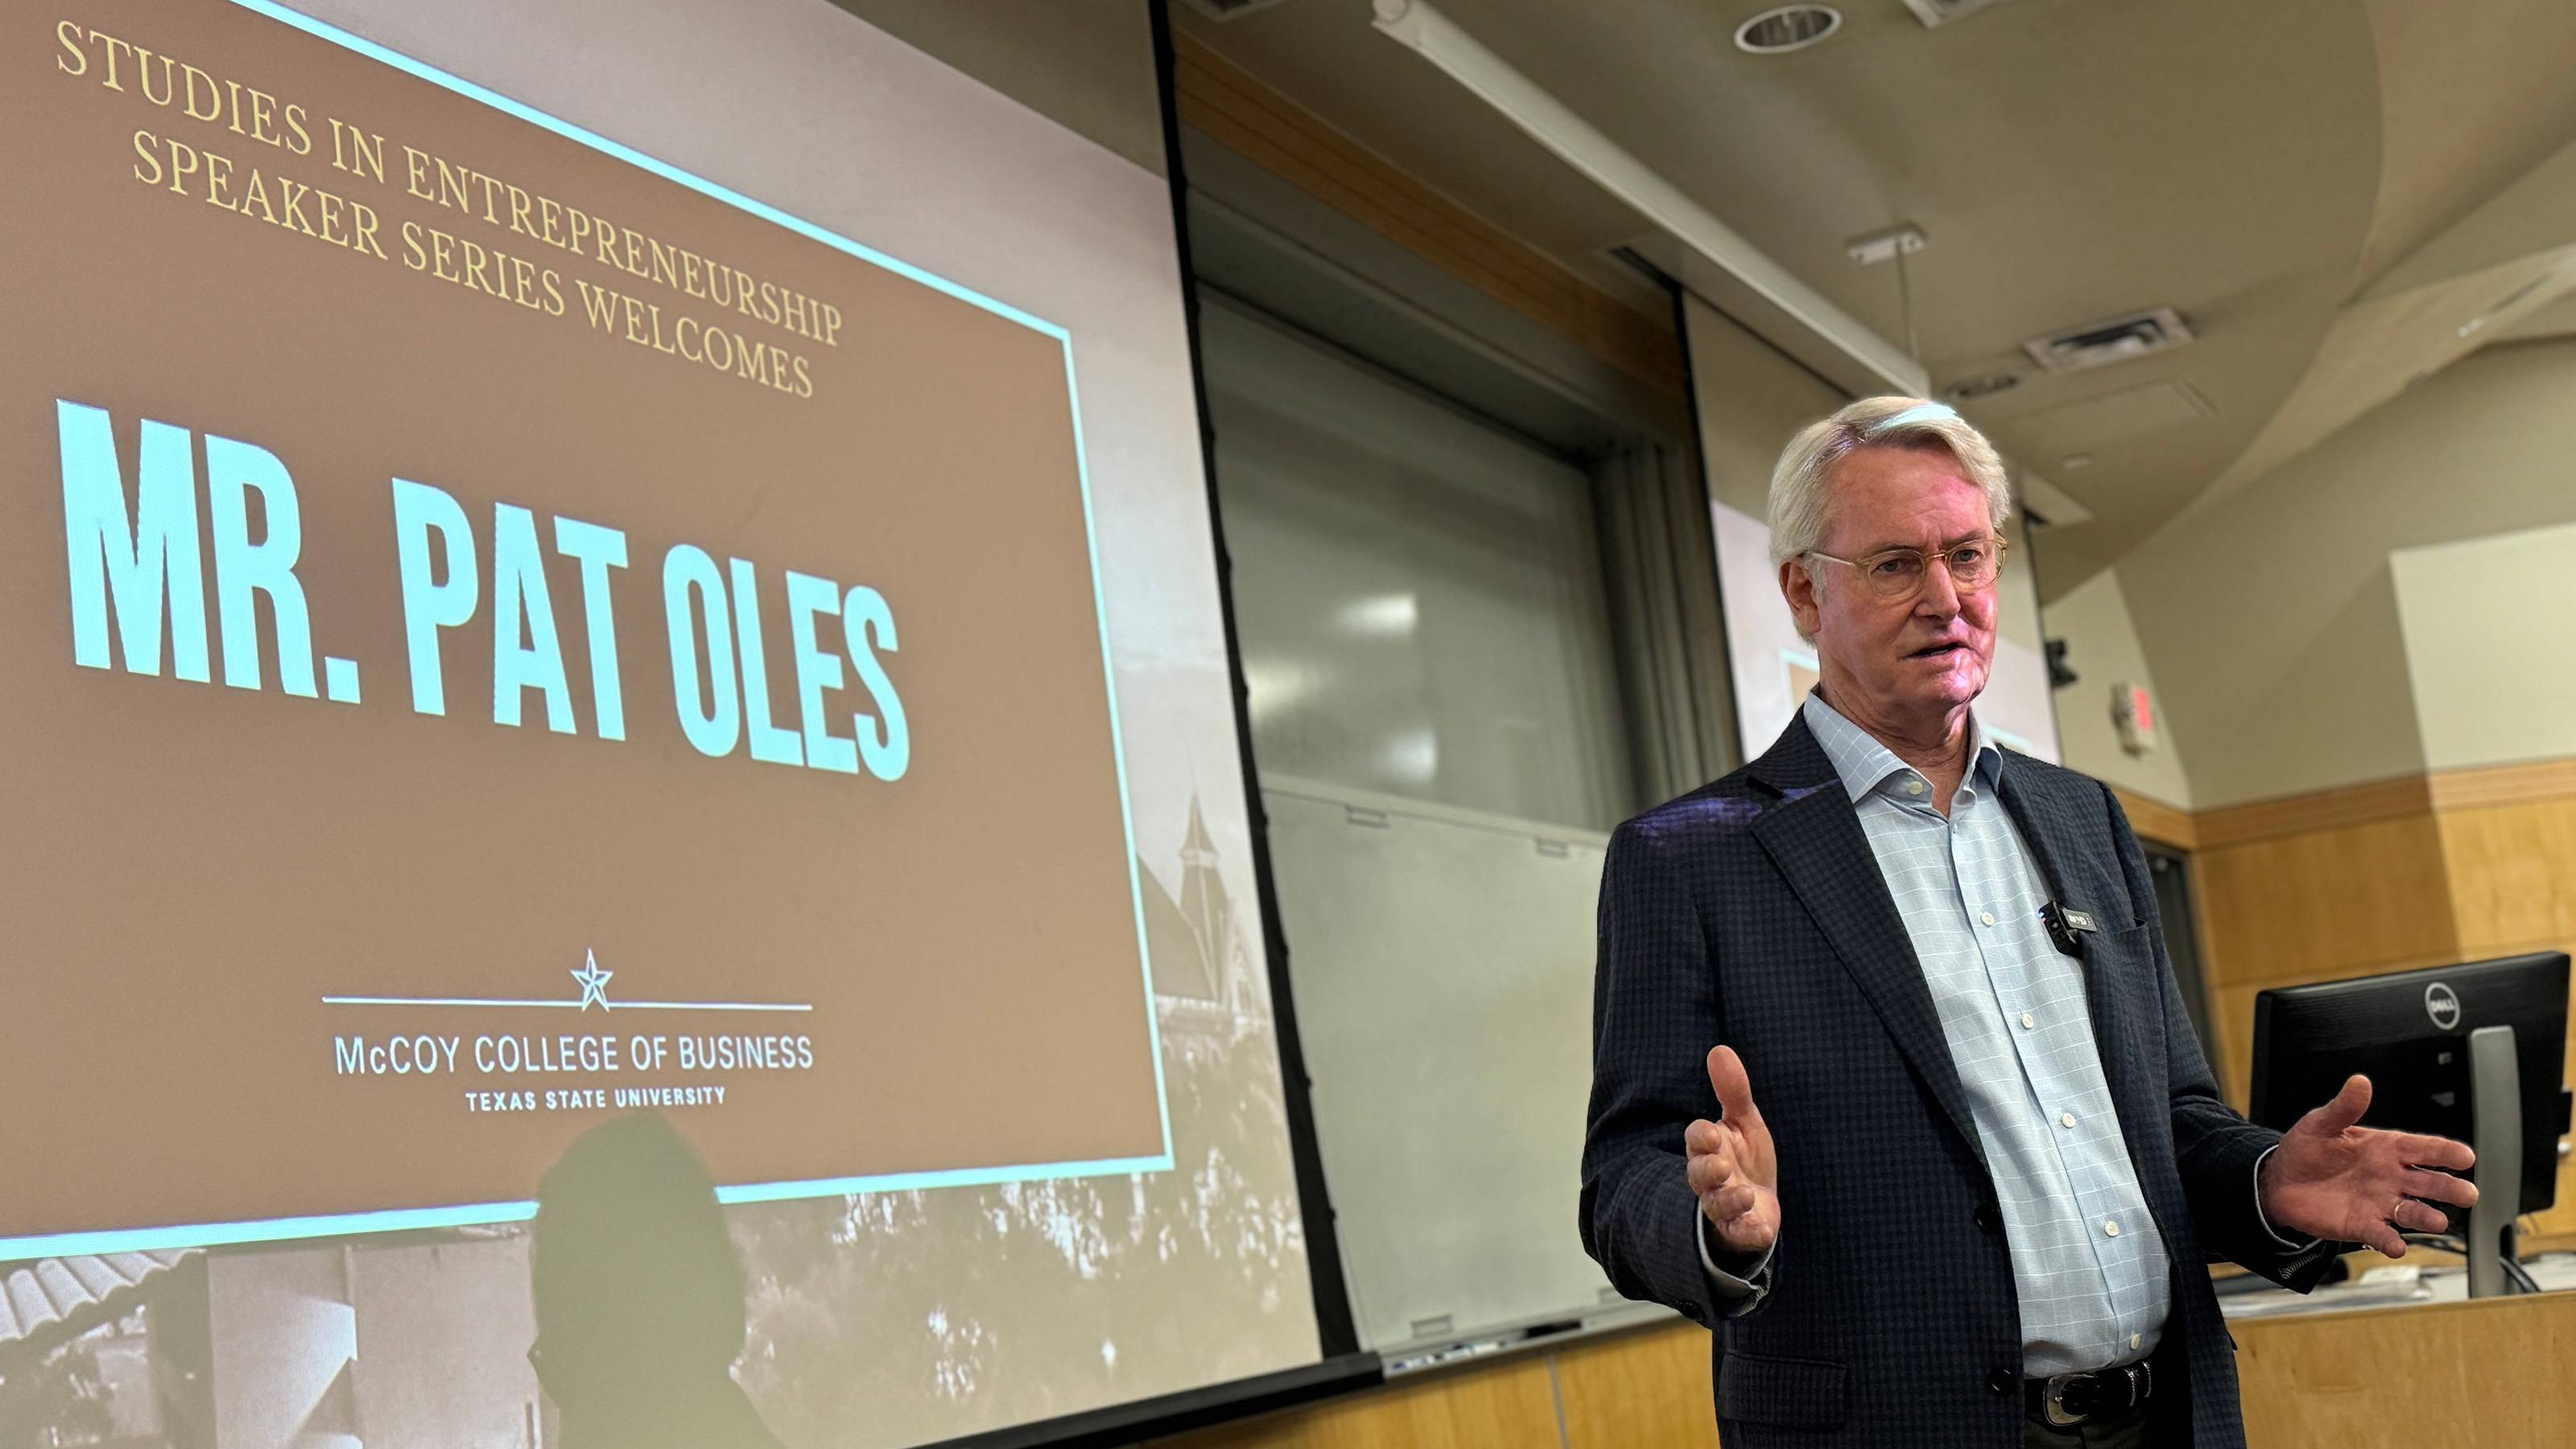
[1579,398,2478,1447]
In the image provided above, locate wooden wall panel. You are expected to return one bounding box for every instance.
[2233,1291,2576,1449]
[2193,774,2434,851]
[2194,814,2459,1105]
[2112,786,2197,851]
[2438,799,2576,954]
[2435,796,2576,1238]
[2195,816,2461,992]
[1553,1323,1719,1449]
[1159,1354,1565,1449]
[1151,1325,1710,1449]
[1167,37,1684,401]
[2426,756,2576,814]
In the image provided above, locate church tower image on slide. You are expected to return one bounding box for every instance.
[1140,794,1266,1042]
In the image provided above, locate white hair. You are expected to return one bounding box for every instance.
[1765,396,2013,584]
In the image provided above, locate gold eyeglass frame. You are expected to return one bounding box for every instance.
[1803,535,2010,602]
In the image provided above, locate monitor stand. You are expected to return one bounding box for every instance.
[2467,1025,2523,1299]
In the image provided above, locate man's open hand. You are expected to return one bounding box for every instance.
[2259,1074,2478,1257]
[1686,1045,1781,1254]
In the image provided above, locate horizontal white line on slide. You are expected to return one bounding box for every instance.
[320,997,812,1011]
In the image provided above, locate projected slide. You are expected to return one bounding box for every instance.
[7,0,1162,1256]
[3,2,1318,1443]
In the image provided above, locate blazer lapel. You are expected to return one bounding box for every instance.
[1748,716,1985,1162]
[1996,763,2164,1155]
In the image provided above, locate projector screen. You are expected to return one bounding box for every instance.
[1,1,1323,1442]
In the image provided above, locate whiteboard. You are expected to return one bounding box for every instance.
[1261,776,1664,1355]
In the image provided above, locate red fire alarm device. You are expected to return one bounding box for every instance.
[2112,681,2157,755]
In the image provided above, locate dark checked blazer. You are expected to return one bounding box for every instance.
[1580,714,2338,1448]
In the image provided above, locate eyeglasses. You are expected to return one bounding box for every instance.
[1804,535,2008,603]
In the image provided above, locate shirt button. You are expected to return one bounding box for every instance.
[1980,911,1996,926]
[2104,1220,2121,1237]
[2021,1012,2036,1030]
[2059,1113,2076,1129]
[1905,779,1926,796]
[2131,1332,2143,1352]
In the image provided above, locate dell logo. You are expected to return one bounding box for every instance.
[2425,981,2462,1031]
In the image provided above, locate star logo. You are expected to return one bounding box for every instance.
[572,951,614,1012]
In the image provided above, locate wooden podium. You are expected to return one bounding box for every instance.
[2233,1289,2576,1447]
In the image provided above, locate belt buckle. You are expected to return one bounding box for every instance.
[2042,1374,2086,1428]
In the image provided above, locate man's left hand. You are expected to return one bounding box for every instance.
[2258,1074,2478,1257]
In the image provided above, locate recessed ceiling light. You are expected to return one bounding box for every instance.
[2060,454,2095,471]
[1736,6,1843,54]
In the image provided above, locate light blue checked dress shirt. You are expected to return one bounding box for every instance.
[1798,695,2166,1373]
[1694,697,2307,1366]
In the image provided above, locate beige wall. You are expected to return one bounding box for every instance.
[2041,569,2196,807]
[2107,337,2576,807]
[1997,510,2046,654]
[2393,518,2576,770]
[828,0,1167,173]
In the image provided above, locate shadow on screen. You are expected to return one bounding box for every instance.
[529,1111,785,1449]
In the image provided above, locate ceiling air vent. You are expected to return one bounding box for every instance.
[1182,0,1295,20]
[1945,372,2021,401]
[2022,308,2195,374]
[1904,0,2022,27]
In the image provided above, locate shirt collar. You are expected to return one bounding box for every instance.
[1799,689,2003,805]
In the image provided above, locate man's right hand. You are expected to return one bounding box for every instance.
[1686,1044,1780,1254]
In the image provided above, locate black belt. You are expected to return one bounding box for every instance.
[2025,1360,2153,1427]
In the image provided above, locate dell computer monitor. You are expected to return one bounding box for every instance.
[2251,952,2572,1228]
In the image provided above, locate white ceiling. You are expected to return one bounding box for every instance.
[1174,0,2576,599]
